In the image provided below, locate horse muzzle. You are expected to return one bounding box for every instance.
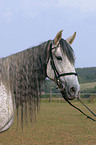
[61,85,80,100]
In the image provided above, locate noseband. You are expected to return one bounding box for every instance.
[49,43,77,88]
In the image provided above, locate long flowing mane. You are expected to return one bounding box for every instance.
[0,40,52,129]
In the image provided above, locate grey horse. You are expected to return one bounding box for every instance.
[0,30,80,132]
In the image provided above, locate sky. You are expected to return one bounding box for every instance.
[0,0,96,68]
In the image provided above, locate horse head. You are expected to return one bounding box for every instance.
[47,30,80,100]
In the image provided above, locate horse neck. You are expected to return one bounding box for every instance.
[0,40,52,94]
[28,40,52,79]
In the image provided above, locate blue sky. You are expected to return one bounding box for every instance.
[0,0,96,68]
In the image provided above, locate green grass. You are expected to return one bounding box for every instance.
[0,101,96,145]
[80,82,96,91]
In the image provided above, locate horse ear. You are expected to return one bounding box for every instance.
[54,30,63,45]
[66,32,76,45]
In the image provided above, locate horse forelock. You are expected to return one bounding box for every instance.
[59,38,75,65]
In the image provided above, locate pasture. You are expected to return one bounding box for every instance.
[80,82,96,91]
[0,100,96,145]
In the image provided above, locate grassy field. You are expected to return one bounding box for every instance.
[80,82,96,91]
[0,101,96,145]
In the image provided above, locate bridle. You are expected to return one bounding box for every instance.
[47,42,96,122]
[49,43,77,89]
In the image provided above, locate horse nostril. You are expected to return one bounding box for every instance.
[69,87,76,95]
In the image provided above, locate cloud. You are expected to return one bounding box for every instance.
[19,0,53,18]
[56,0,96,13]
[17,0,96,20]
[0,0,96,21]
[20,0,96,13]
[0,1,13,22]
[1,11,12,22]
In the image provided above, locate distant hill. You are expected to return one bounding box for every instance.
[76,67,96,83]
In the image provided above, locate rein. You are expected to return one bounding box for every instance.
[61,91,96,122]
[49,43,96,122]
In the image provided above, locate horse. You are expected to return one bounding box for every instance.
[0,30,80,133]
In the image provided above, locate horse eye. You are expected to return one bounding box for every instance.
[55,56,62,61]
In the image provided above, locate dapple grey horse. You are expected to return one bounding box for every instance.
[0,30,80,133]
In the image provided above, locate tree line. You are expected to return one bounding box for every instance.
[41,67,96,93]
[76,67,96,83]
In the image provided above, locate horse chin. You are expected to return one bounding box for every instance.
[61,88,75,100]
